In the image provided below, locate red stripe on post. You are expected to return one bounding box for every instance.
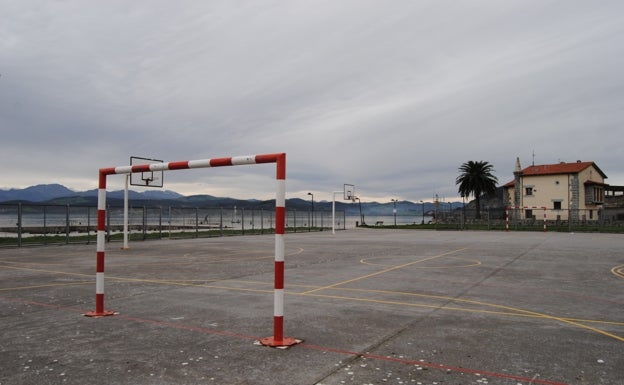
[95,293,104,314]
[276,153,286,180]
[275,206,285,234]
[275,261,284,289]
[255,153,278,164]
[210,157,233,167]
[132,164,151,173]
[97,251,105,273]
[97,210,106,231]
[273,315,284,342]
[168,161,190,170]
[99,169,113,188]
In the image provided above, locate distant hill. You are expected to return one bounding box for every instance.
[0,184,471,215]
[0,184,77,202]
[0,184,183,203]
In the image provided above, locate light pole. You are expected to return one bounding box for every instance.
[307,192,314,229]
[391,199,398,227]
[420,200,425,225]
[356,196,364,226]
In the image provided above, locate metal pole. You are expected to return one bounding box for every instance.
[392,199,397,227]
[242,207,245,235]
[195,207,199,238]
[332,191,341,234]
[65,204,70,244]
[143,206,147,240]
[17,203,22,247]
[260,153,298,347]
[43,205,47,244]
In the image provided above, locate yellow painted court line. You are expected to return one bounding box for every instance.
[360,255,481,269]
[301,247,468,295]
[331,287,624,328]
[2,256,622,342]
[0,264,93,278]
[0,281,92,292]
[611,264,624,279]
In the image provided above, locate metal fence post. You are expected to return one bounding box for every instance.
[17,203,22,247]
[66,204,70,244]
[168,206,172,239]
[220,207,223,236]
[195,207,199,238]
[158,207,162,239]
[242,207,245,235]
[87,206,92,243]
[43,205,48,244]
[106,205,111,242]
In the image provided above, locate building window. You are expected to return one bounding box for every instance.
[553,201,562,210]
[594,187,603,203]
[525,209,533,219]
[586,186,604,204]
[525,187,533,196]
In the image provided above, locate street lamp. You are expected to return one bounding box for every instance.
[420,200,425,225]
[391,199,398,227]
[307,192,314,229]
[355,196,364,226]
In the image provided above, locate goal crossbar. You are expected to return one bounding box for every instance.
[85,153,299,347]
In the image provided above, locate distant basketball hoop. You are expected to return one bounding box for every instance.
[130,156,164,188]
[344,184,355,201]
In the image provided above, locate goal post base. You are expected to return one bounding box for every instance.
[83,310,116,317]
[258,336,302,348]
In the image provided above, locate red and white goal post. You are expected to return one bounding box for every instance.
[84,153,300,347]
[505,206,548,232]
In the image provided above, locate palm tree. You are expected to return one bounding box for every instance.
[456,161,498,219]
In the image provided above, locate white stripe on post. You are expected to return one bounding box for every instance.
[276,180,286,207]
[274,289,284,316]
[188,159,212,169]
[96,272,104,294]
[275,234,285,262]
[231,155,256,165]
[115,166,133,174]
[97,189,107,210]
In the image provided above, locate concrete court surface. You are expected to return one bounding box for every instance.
[0,229,622,385]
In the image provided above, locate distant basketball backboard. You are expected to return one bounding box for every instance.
[130,156,164,187]
[344,184,355,201]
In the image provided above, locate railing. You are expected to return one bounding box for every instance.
[430,207,624,232]
[0,203,346,247]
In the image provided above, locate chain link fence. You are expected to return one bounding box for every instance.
[433,206,624,232]
[0,203,346,247]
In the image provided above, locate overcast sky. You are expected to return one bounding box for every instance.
[2,1,623,203]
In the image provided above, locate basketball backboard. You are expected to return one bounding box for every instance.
[344,184,355,201]
[130,156,164,187]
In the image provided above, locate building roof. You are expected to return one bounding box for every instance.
[520,161,607,178]
[503,161,608,188]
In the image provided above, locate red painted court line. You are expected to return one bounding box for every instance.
[302,344,569,385]
[0,295,569,385]
[113,314,259,341]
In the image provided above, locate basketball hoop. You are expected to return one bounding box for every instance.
[130,156,164,188]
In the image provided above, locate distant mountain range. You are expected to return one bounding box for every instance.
[0,184,183,202]
[0,183,472,215]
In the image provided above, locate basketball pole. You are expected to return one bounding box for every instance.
[331,191,341,234]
